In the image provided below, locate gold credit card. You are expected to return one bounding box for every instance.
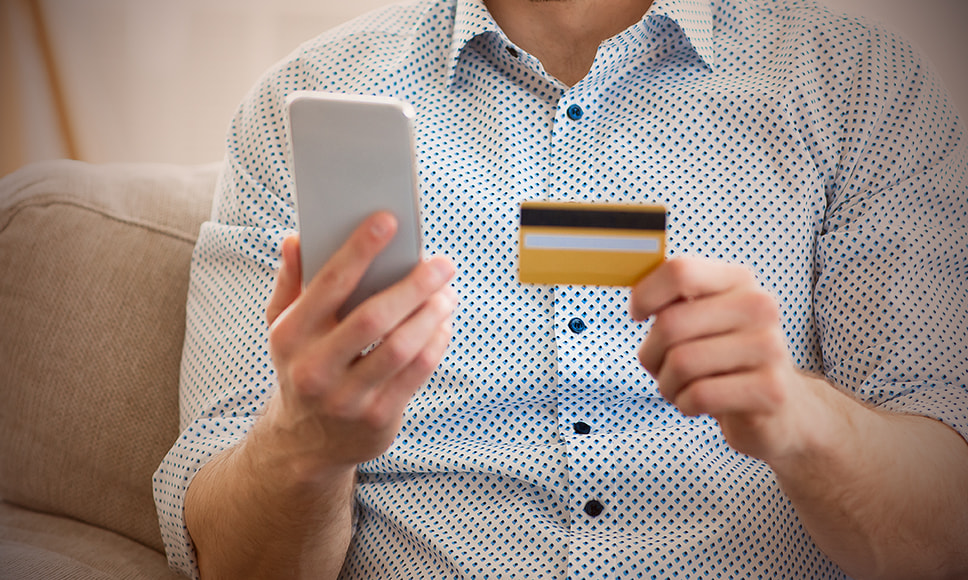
[518,201,666,286]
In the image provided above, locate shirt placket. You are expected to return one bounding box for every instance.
[546,76,619,579]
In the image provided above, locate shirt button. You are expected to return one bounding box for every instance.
[583,500,604,517]
[506,45,519,58]
[567,317,587,333]
[566,104,584,120]
[573,421,591,434]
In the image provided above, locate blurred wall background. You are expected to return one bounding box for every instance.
[2,0,966,176]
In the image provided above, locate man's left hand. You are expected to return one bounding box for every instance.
[631,257,831,463]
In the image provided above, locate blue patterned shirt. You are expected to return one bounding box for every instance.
[154,0,968,578]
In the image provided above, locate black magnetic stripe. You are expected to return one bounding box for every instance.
[520,206,665,231]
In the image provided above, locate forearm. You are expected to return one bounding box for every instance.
[184,408,355,580]
[771,378,968,580]
[180,226,455,579]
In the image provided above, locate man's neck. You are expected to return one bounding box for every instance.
[485,0,654,86]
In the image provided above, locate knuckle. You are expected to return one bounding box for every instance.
[288,357,327,399]
[649,313,671,343]
[314,265,351,293]
[678,398,700,417]
[652,303,686,342]
[747,289,780,322]
[352,308,385,338]
[665,344,694,376]
[665,258,698,291]
[637,345,652,372]
[756,327,787,359]
[428,290,456,318]
[413,344,442,375]
[358,406,386,431]
[364,402,403,433]
[682,380,714,414]
[655,374,678,402]
[326,392,358,420]
[381,337,414,368]
[324,379,372,419]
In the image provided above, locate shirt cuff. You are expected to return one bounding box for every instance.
[152,416,255,579]
[877,384,968,443]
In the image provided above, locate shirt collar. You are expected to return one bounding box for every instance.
[647,0,718,71]
[445,0,719,88]
[446,0,503,89]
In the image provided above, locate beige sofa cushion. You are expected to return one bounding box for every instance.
[0,160,216,554]
[0,502,183,579]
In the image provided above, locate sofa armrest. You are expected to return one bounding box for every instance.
[0,159,217,558]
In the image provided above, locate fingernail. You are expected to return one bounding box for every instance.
[371,213,395,238]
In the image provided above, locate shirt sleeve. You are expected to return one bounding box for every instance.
[815,25,968,440]
[151,50,310,578]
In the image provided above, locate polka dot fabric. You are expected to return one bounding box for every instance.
[153,0,968,578]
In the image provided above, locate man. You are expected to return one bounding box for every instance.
[153,0,968,578]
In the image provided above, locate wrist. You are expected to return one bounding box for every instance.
[249,395,357,491]
[768,375,873,492]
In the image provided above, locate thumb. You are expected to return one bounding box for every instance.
[266,234,302,326]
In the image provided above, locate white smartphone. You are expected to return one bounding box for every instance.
[286,91,422,318]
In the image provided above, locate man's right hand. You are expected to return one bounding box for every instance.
[263,211,457,480]
[186,212,455,580]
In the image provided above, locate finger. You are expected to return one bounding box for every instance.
[328,256,455,361]
[638,287,781,375]
[301,303,455,429]
[651,327,788,402]
[673,368,787,418]
[630,257,756,321]
[352,285,458,387]
[267,234,302,327]
[296,211,399,325]
[363,318,454,430]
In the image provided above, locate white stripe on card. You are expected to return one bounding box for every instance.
[523,233,660,253]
